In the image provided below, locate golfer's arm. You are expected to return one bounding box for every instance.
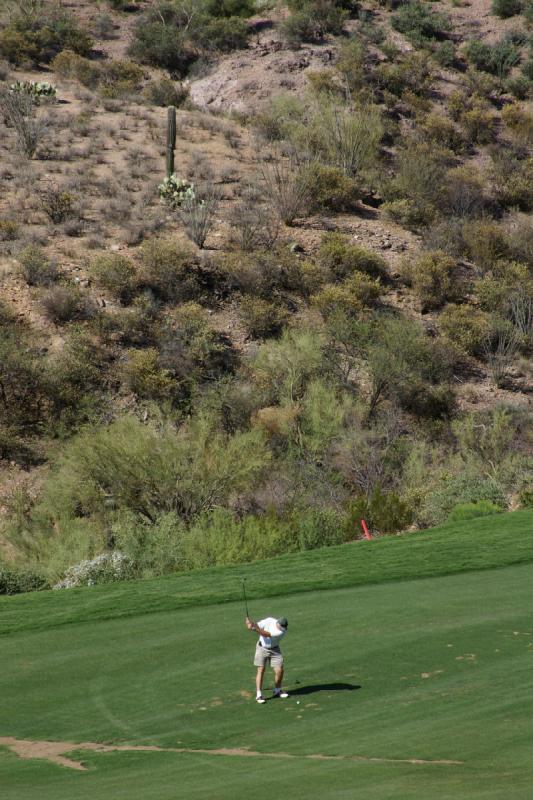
[252,625,271,637]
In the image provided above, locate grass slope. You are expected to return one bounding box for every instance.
[1,510,532,636]
[1,512,533,799]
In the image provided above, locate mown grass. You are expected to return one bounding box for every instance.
[1,561,533,798]
[0,510,532,636]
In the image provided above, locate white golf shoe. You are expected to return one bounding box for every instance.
[256,695,266,704]
[273,689,289,698]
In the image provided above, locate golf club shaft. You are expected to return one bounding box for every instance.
[242,579,249,618]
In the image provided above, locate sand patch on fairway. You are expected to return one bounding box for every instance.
[0,737,463,771]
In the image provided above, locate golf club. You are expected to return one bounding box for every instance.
[241,577,249,618]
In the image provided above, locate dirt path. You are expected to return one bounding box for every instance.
[0,736,463,771]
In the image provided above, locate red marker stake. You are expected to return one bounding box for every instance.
[361,519,372,540]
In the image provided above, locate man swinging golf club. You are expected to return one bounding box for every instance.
[246,615,289,704]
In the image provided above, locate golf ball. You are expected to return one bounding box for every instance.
[296,701,300,705]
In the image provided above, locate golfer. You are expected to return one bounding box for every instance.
[246,615,289,704]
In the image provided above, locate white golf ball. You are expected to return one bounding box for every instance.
[296,701,300,705]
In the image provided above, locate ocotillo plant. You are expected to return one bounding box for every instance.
[166,106,176,178]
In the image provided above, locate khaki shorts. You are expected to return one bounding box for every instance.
[254,644,284,669]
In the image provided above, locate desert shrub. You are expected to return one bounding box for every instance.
[303,103,384,178]
[505,74,531,100]
[0,219,19,241]
[180,182,220,249]
[439,304,492,356]
[459,104,496,145]
[365,315,454,418]
[90,253,137,304]
[252,93,305,142]
[422,470,507,525]
[420,113,464,153]
[98,59,145,98]
[252,329,326,404]
[475,261,531,311]
[434,40,456,68]
[138,237,197,302]
[190,16,249,52]
[129,16,194,74]
[158,174,195,210]
[41,285,94,324]
[261,157,313,226]
[121,347,175,400]
[492,0,523,17]
[464,38,520,77]
[318,233,388,280]
[391,1,450,46]
[335,37,367,93]
[444,165,490,218]
[54,551,136,589]
[0,565,48,595]
[18,245,58,286]
[293,507,350,550]
[228,188,280,252]
[41,187,76,224]
[383,143,447,229]
[483,318,521,386]
[0,9,92,65]
[423,217,466,258]
[239,296,289,339]
[0,88,45,157]
[281,0,347,46]
[312,273,381,318]
[303,162,361,211]
[51,50,101,86]
[158,303,238,392]
[491,154,533,211]
[144,77,188,106]
[181,509,293,568]
[447,500,503,523]
[349,487,414,534]
[375,52,434,98]
[502,104,533,146]
[30,414,270,528]
[462,219,508,271]
[402,250,457,311]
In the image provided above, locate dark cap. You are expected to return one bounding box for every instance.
[278,617,288,629]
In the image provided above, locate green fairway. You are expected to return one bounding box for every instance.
[1,512,533,798]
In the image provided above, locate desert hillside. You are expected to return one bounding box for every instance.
[0,0,531,591]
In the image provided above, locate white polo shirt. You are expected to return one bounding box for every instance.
[257,617,286,649]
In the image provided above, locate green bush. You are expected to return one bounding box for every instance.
[312,273,381,318]
[0,219,19,241]
[349,487,414,534]
[281,1,347,46]
[239,296,289,339]
[459,105,496,145]
[463,38,520,76]
[303,163,361,212]
[191,16,249,52]
[439,304,492,356]
[144,77,188,107]
[462,219,508,271]
[0,565,48,595]
[138,237,197,302]
[41,285,94,324]
[492,0,522,17]
[121,348,175,401]
[18,245,58,286]
[422,471,507,525]
[319,233,388,280]
[90,253,136,304]
[129,19,194,74]
[447,500,503,523]
[402,250,457,311]
[0,9,93,66]
[383,143,446,229]
[391,1,451,46]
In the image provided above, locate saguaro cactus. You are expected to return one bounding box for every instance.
[166,106,176,178]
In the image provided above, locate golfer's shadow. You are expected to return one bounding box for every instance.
[290,683,361,696]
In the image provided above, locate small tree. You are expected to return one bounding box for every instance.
[0,89,46,157]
